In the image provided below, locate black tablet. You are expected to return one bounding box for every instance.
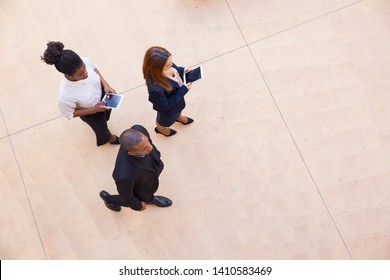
[183,65,203,84]
[102,94,124,109]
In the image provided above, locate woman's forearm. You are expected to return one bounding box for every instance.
[73,106,97,117]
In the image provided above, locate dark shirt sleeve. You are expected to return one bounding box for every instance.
[115,179,143,211]
[148,83,189,113]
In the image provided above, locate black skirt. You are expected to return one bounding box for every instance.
[79,89,112,146]
[156,111,180,127]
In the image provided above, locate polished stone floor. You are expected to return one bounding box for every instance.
[0,0,389,259]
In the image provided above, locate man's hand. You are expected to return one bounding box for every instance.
[139,202,146,211]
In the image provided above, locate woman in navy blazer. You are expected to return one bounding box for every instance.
[143,46,194,137]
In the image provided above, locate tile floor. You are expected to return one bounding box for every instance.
[0,0,389,259]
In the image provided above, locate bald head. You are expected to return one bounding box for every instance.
[119,129,144,152]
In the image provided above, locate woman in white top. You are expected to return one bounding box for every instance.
[41,41,120,146]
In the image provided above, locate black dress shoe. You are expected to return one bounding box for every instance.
[146,195,172,207]
[154,127,177,137]
[110,135,120,145]
[99,190,121,212]
[176,117,194,125]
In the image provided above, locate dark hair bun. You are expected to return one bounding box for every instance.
[41,41,65,65]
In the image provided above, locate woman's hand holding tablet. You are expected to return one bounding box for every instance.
[102,93,125,109]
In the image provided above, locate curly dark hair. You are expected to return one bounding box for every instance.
[41,41,83,75]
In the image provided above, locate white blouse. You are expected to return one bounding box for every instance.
[168,67,184,87]
[57,57,101,120]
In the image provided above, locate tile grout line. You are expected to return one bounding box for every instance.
[0,108,48,259]
[225,0,354,259]
[192,44,248,66]
[8,115,63,137]
[7,84,147,137]
[247,0,363,46]
[118,83,147,94]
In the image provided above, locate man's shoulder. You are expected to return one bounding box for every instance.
[113,148,133,179]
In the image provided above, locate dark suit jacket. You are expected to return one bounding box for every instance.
[112,125,164,211]
[147,63,189,118]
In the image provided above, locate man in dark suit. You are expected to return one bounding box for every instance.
[99,125,172,212]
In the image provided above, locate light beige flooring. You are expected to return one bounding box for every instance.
[1,0,389,259]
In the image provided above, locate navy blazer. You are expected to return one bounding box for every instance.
[112,125,164,211]
[147,63,189,118]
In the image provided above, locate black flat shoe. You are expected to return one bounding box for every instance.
[99,190,121,212]
[146,195,172,207]
[176,117,194,125]
[154,127,177,137]
[110,135,120,145]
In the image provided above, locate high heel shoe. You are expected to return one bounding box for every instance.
[154,127,177,137]
[176,117,194,125]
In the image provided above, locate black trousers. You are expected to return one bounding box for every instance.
[106,194,155,207]
[79,89,112,146]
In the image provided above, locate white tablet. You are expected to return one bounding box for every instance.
[102,94,124,109]
[183,65,203,84]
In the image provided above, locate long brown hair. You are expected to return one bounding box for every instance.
[143,46,172,91]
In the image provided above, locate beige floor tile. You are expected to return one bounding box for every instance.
[227,0,357,43]
[250,0,390,259]
[0,138,45,259]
